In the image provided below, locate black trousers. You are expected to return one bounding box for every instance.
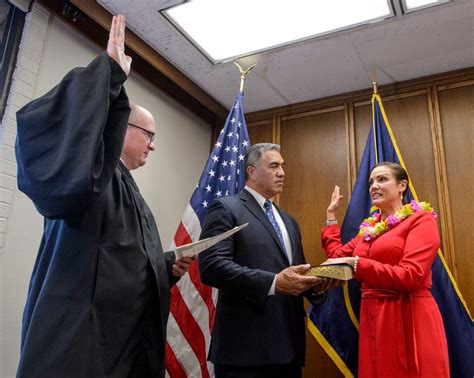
[214,360,302,378]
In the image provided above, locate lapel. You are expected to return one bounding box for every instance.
[240,189,291,265]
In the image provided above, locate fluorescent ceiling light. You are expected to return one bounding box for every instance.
[163,0,394,63]
[402,0,450,12]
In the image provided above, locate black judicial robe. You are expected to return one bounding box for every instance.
[15,53,176,378]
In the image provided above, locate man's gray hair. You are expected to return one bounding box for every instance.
[244,143,280,180]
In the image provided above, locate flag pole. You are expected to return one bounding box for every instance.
[234,61,257,92]
[371,66,379,164]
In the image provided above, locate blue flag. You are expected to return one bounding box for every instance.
[308,93,474,377]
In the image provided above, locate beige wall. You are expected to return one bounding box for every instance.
[1,13,211,378]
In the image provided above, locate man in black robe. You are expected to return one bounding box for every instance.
[15,15,192,378]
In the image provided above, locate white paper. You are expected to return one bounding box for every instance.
[170,223,248,259]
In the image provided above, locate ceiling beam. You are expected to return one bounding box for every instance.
[37,0,228,126]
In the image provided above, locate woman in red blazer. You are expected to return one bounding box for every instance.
[322,162,449,377]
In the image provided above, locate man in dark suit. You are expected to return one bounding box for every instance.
[199,143,336,378]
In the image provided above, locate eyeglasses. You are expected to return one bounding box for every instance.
[128,123,155,144]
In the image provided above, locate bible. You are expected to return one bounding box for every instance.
[304,263,353,281]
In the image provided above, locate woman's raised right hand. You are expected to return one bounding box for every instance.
[326,185,343,220]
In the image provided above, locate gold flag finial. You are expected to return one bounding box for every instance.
[234,61,257,92]
[371,65,378,94]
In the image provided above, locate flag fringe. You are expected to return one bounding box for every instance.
[343,283,360,331]
[307,320,354,378]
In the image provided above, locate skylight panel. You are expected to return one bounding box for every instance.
[163,0,394,63]
[403,0,450,12]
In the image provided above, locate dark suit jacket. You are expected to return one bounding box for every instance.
[199,189,317,367]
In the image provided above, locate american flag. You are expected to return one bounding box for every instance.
[165,92,250,377]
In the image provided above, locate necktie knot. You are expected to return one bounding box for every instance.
[264,200,272,210]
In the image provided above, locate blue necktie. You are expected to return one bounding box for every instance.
[264,200,289,260]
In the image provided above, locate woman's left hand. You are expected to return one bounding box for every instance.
[321,256,356,268]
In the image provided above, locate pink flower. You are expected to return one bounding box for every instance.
[410,200,421,212]
[386,215,400,227]
[363,231,372,241]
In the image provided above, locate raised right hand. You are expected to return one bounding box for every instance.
[326,185,343,220]
[107,15,132,76]
[275,264,324,296]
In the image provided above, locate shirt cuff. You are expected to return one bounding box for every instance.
[268,274,277,295]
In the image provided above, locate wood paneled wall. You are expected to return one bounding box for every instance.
[245,68,474,377]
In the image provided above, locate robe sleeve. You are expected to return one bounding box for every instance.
[355,212,440,291]
[321,224,360,257]
[15,52,130,219]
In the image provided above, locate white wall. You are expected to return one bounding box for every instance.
[0,9,211,378]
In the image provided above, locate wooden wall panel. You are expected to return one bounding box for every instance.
[247,121,273,145]
[279,110,347,378]
[353,103,371,167]
[438,84,474,311]
[280,110,348,265]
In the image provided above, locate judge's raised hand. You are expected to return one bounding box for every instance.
[275,264,324,296]
[326,185,344,220]
[107,15,132,76]
[172,256,195,278]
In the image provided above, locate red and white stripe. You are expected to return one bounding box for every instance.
[165,204,217,377]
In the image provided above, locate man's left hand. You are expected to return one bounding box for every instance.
[172,256,195,277]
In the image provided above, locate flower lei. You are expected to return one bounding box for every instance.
[358,200,437,241]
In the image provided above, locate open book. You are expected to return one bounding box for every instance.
[304,263,353,281]
[166,223,248,259]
